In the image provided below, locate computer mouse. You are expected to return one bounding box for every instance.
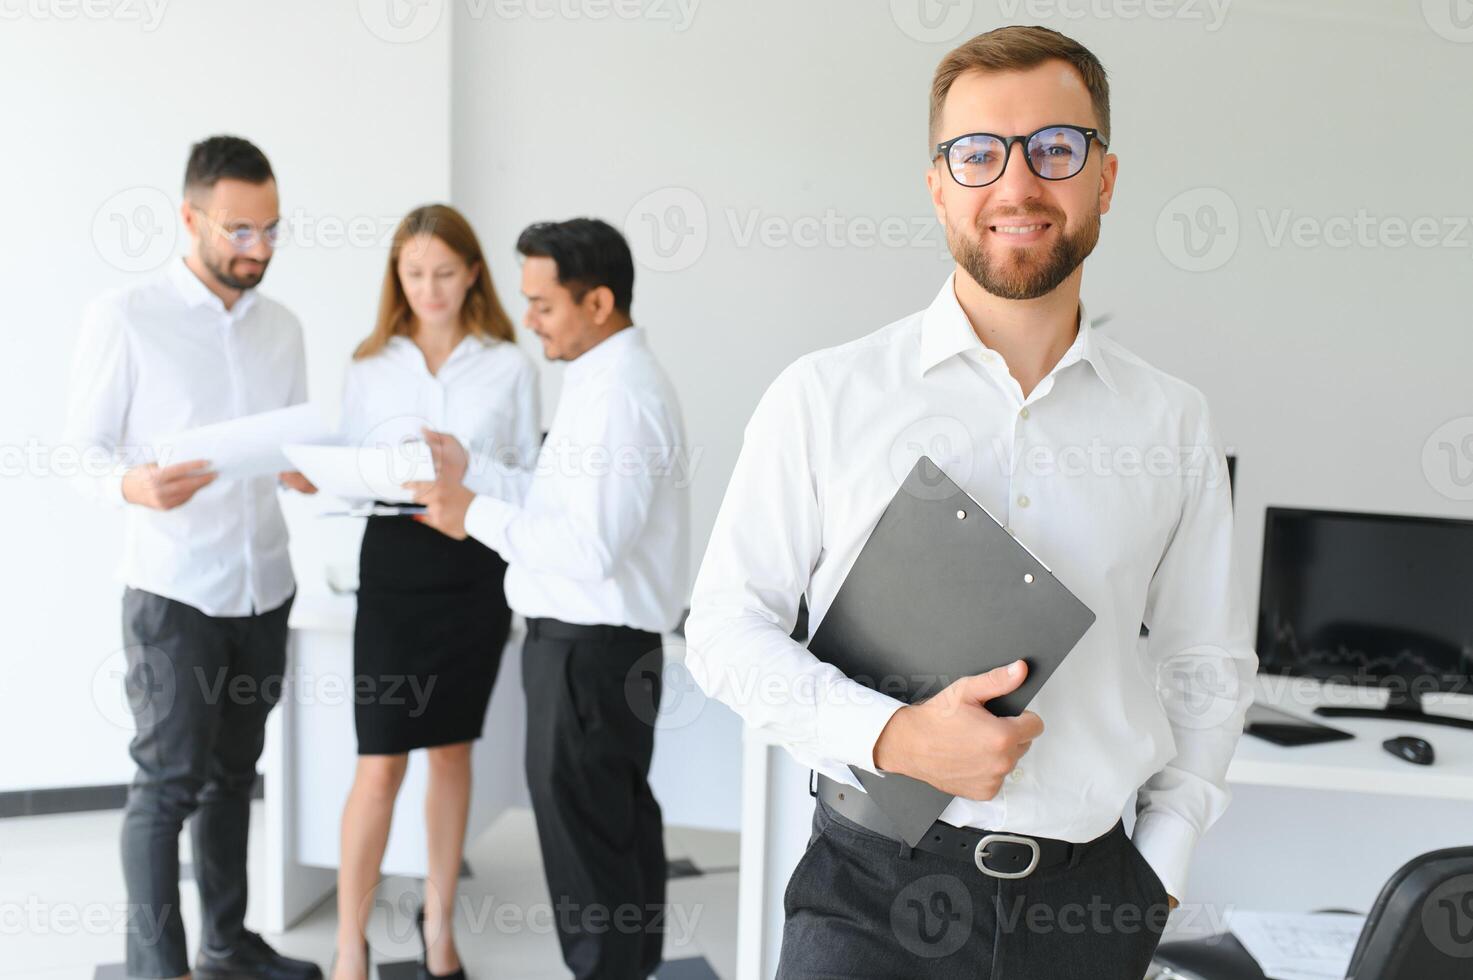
[1382,735,1434,766]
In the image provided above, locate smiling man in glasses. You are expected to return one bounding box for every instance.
[686,25,1256,979]
[65,136,320,980]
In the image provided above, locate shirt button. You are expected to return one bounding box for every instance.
[1019,406,1030,420]
[1017,494,1030,508]
[1010,767,1024,781]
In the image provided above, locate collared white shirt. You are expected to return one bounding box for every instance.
[465,326,690,634]
[340,333,540,500]
[685,275,1258,901]
[64,258,307,617]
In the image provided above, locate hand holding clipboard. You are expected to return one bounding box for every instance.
[806,457,1096,845]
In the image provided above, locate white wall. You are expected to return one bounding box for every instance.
[0,1,452,791]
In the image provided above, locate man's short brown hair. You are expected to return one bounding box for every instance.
[929,25,1111,150]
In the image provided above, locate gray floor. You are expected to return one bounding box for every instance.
[0,802,739,979]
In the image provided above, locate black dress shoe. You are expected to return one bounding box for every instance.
[195,930,324,980]
[415,906,467,980]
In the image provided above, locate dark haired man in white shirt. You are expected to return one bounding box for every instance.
[414,218,689,980]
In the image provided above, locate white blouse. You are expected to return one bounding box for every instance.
[340,333,540,499]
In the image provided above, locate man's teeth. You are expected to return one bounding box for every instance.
[994,224,1047,234]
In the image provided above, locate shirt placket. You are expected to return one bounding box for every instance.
[220,311,256,613]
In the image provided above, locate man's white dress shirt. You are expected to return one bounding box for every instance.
[685,275,1258,901]
[64,258,307,617]
[341,333,541,500]
[465,326,690,634]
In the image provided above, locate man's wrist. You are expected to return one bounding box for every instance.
[872,704,915,774]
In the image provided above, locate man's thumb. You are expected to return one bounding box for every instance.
[959,660,1028,704]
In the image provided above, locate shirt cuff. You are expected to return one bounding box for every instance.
[817,679,906,776]
[465,494,518,554]
[1132,808,1199,903]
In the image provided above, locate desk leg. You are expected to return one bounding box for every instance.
[260,636,338,933]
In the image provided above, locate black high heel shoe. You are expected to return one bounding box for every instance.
[414,905,467,980]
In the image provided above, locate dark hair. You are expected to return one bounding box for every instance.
[931,26,1111,148]
[516,218,635,316]
[183,135,275,198]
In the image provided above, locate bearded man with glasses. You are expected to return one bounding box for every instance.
[686,25,1256,979]
[65,135,321,980]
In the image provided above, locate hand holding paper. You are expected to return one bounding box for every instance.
[122,459,216,511]
[405,429,474,540]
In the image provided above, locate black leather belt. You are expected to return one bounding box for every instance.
[525,617,657,645]
[815,774,1113,879]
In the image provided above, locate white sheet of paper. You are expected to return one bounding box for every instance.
[156,404,332,480]
[283,443,435,504]
[1227,909,1365,980]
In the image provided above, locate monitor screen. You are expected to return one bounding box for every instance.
[1255,507,1473,692]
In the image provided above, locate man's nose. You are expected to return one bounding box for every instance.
[990,140,1045,202]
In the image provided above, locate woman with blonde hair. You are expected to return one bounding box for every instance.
[331,205,538,980]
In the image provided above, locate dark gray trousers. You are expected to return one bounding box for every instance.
[522,620,667,980]
[119,587,292,978]
[777,799,1170,980]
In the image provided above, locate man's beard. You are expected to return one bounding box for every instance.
[202,243,268,291]
[947,205,1100,301]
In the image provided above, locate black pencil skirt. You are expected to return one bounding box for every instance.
[353,513,512,755]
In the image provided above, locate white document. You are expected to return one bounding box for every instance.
[283,443,435,504]
[156,404,332,480]
[1227,909,1365,980]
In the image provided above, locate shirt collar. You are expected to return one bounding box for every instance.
[918,273,1118,395]
[168,257,258,318]
[386,332,494,372]
[568,325,643,381]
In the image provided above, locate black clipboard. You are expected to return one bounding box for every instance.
[807,456,1096,846]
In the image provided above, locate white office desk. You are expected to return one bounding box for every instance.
[734,673,1473,978]
[1228,673,1473,799]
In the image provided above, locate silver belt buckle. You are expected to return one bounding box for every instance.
[974,833,1041,879]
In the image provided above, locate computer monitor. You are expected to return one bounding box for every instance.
[1256,506,1473,731]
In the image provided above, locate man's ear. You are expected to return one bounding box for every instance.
[925,162,947,225]
[1097,151,1119,217]
[586,284,617,326]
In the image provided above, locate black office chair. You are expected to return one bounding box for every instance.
[1152,846,1473,979]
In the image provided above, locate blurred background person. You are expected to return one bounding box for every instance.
[411,218,689,980]
[64,135,321,980]
[330,205,539,980]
